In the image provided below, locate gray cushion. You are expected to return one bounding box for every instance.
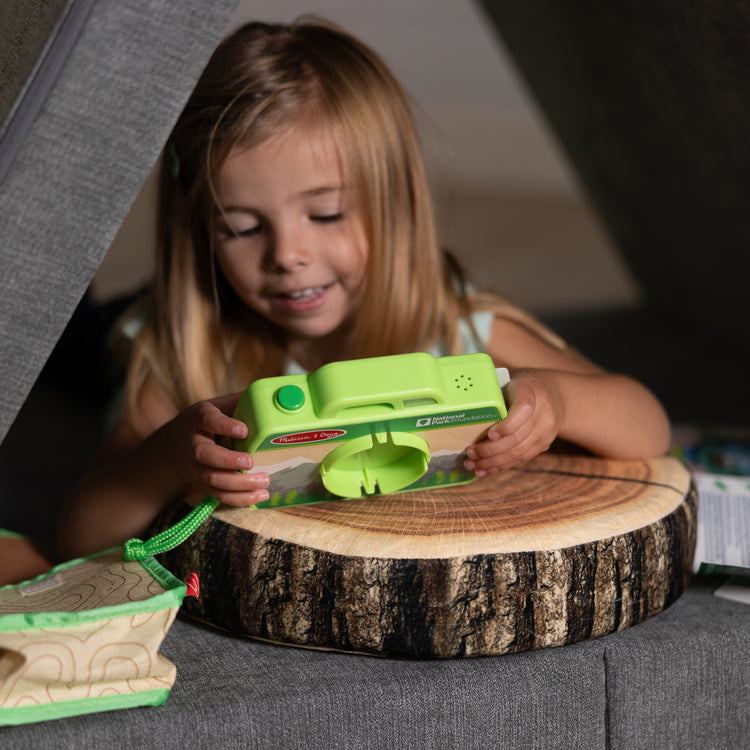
[2,579,747,749]
[605,582,750,749]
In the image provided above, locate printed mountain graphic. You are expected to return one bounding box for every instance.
[262,447,472,504]
[429,449,466,467]
[266,458,326,497]
[415,450,472,486]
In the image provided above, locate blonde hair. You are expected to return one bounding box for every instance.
[123,19,559,411]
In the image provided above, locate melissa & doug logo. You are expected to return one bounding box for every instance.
[271,429,347,445]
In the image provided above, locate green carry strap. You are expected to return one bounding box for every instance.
[122,495,220,562]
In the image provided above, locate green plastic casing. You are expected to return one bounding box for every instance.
[233,352,507,505]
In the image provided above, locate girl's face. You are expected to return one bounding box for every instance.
[214,126,369,364]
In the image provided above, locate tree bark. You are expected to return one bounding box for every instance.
[156,452,696,658]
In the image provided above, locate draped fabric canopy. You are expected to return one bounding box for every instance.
[479,0,750,348]
[0,0,238,445]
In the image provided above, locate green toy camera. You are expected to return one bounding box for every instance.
[233,352,508,507]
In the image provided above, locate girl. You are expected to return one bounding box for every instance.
[58,19,670,559]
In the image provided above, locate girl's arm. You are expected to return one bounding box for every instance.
[57,375,270,560]
[464,316,671,475]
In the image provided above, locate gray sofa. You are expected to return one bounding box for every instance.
[2,2,749,747]
[1,578,747,749]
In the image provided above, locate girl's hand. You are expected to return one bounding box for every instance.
[464,370,563,475]
[165,392,270,505]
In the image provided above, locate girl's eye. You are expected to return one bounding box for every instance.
[235,226,261,237]
[222,225,261,239]
[311,212,344,224]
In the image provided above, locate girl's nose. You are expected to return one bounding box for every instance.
[264,227,310,272]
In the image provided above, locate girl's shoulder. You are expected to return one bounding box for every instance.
[424,308,494,357]
[467,292,568,352]
[428,290,570,359]
[469,291,596,370]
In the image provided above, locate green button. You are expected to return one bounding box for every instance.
[276,385,305,411]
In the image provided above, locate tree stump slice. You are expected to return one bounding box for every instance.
[156,452,696,658]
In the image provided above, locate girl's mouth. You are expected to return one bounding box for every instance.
[274,283,333,312]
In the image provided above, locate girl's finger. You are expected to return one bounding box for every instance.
[469,432,552,473]
[467,420,533,462]
[192,401,248,439]
[193,440,251,471]
[214,488,271,507]
[201,467,270,493]
[209,391,244,415]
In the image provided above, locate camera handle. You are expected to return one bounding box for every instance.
[310,353,446,419]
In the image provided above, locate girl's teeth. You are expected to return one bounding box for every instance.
[287,286,325,300]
